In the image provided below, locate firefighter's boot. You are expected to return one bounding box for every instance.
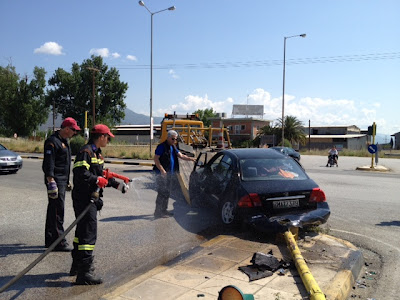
[70,261,95,276]
[75,258,103,285]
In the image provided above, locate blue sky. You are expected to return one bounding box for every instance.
[1,1,399,139]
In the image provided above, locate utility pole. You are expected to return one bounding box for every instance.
[87,67,100,126]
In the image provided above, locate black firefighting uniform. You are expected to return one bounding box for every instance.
[42,131,71,248]
[71,143,118,270]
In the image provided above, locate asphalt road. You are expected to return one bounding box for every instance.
[300,155,400,299]
[1,154,399,299]
[0,159,219,300]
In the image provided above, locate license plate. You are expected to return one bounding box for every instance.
[273,199,299,209]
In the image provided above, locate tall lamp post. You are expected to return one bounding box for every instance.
[281,33,306,145]
[138,1,175,155]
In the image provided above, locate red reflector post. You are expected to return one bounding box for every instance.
[238,193,262,208]
[309,188,326,203]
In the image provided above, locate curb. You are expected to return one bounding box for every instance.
[101,233,363,300]
[20,155,43,160]
[322,236,364,300]
[355,165,390,172]
[103,160,154,167]
[20,155,155,167]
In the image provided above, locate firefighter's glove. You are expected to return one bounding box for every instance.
[96,177,108,189]
[117,182,129,194]
[47,181,58,199]
[93,198,103,211]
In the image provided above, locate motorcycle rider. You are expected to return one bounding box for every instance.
[326,145,338,167]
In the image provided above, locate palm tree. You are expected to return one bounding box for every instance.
[253,125,280,147]
[281,115,306,146]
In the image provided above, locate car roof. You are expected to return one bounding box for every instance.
[220,148,287,160]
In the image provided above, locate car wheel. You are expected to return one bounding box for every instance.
[220,200,237,226]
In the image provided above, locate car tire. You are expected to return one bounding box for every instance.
[219,200,239,227]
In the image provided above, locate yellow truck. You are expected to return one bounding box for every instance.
[159,113,231,205]
[159,113,231,151]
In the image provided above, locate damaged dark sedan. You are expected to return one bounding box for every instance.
[189,148,330,232]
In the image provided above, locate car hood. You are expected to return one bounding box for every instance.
[0,150,19,158]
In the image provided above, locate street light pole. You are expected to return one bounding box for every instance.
[138,1,175,155]
[281,33,306,146]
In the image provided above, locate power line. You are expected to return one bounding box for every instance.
[113,51,400,70]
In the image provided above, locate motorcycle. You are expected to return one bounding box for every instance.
[327,154,338,167]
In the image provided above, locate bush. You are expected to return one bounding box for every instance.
[70,135,86,155]
[279,138,292,147]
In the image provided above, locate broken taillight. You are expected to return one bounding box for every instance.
[309,188,326,202]
[238,193,262,208]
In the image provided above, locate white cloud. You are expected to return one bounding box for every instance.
[112,52,121,59]
[126,55,137,61]
[156,94,233,116]
[169,69,179,79]
[89,48,110,57]
[151,88,394,134]
[34,42,64,55]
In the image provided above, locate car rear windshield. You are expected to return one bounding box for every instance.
[240,158,307,181]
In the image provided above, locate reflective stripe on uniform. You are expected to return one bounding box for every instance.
[78,244,95,251]
[90,157,104,165]
[73,160,91,170]
[73,237,79,243]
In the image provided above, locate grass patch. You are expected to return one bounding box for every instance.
[0,137,153,160]
[301,148,399,158]
[1,137,399,160]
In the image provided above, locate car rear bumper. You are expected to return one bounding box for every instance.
[244,202,330,232]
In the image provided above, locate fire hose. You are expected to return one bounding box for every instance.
[0,169,132,294]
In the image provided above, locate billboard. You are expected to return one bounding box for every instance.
[232,105,264,116]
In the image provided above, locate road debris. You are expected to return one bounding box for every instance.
[238,250,290,281]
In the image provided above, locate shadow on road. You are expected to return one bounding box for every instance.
[376,220,400,227]
[100,214,154,222]
[0,272,72,297]
[0,244,46,257]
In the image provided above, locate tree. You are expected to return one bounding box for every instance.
[253,124,280,147]
[0,65,48,136]
[47,55,128,128]
[192,108,217,127]
[278,115,306,146]
[254,115,306,147]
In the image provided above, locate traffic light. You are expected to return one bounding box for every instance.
[367,123,377,136]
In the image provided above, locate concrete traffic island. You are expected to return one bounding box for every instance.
[101,233,363,300]
[356,165,390,172]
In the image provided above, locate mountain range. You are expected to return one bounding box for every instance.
[120,108,164,125]
[39,108,391,144]
[39,108,163,131]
